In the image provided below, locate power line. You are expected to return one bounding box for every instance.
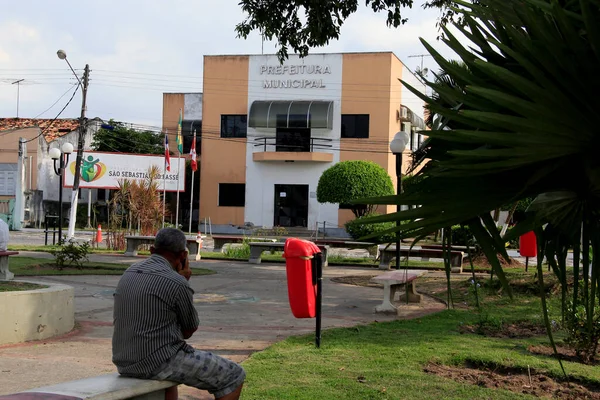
[25,84,81,143]
[33,85,78,118]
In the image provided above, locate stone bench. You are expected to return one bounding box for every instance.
[0,251,18,280]
[371,269,427,313]
[124,235,205,260]
[378,245,464,272]
[313,239,379,257]
[0,373,177,399]
[248,242,329,267]
[212,235,277,252]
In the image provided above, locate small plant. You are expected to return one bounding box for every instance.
[564,282,600,364]
[49,240,91,270]
[224,238,251,259]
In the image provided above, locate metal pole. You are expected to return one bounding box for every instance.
[188,130,196,234]
[58,155,64,245]
[315,253,323,348]
[162,130,168,228]
[66,64,90,239]
[395,152,402,270]
[87,189,92,228]
[12,79,24,118]
[175,156,181,228]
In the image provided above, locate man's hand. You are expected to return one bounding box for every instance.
[178,254,192,281]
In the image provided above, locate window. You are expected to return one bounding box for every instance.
[221,115,247,138]
[0,164,17,196]
[341,115,369,138]
[182,120,202,154]
[218,183,245,207]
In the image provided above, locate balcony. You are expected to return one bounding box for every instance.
[253,136,334,163]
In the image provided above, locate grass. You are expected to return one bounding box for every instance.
[0,281,47,292]
[9,257,215,276]
[240,272,599,399]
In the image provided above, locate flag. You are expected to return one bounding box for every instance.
[190,131,197,172]
[164,133,171,172]
[176,109,183,154]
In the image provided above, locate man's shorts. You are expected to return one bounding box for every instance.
[150,349,246,398]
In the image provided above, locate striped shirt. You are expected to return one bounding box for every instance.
[112,254,199,377]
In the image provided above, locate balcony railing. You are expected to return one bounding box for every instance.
[252,136,334,163]
[253,136,333,153]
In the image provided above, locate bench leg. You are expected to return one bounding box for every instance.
[213,240,224,253]
[0,256,14,280]
[379,252,391,270]
[124,241,139,257]
[374,283,398,313]
[248,247,263,264]
[450,255,463,273]
[321,247,328,268]
[399,281,422,303]
[187,242,201,261]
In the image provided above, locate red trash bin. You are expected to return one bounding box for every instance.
[519,231,537,257]
[283,238,322,318]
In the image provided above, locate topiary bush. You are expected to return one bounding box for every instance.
[345,213,397,243]
[317,160,394,218]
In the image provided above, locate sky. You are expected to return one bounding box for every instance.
[0,0,459,129]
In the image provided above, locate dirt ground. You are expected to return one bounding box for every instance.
[424,362,600,399]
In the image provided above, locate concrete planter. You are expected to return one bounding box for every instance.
[0,280,74,345]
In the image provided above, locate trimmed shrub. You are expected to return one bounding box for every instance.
[345,213,397,243]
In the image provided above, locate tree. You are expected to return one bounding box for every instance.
[360,0,600,363]
[316,160,394,218]
[236,0,465,61]
[92,120,165,155]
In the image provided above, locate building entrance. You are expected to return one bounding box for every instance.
[274,184,309,228]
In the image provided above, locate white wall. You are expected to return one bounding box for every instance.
[245,54,343,229]
[401,65,427,151]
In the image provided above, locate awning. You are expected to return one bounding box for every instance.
[249,100,334,129]
[400,105,426,130]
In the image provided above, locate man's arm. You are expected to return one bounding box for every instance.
[174,284,200,339]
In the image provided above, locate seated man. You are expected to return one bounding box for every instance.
[112,228,245,399]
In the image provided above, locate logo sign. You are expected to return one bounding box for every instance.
[63,151,186,192]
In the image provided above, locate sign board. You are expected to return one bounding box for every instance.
[63,151,186,192]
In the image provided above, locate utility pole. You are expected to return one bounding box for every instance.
[11,79,24,118]
[66,64,90,239]
[13,138,26,230]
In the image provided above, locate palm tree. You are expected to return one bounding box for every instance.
[362,0,600,363]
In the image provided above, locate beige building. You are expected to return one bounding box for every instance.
[165,52,425,235]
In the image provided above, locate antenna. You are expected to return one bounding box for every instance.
[408,54,432,72]
[12,79,24,118]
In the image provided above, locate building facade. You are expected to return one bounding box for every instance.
[198,52,426,234]
[0,118,100,228]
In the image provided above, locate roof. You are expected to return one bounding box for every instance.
[0,118,80,142]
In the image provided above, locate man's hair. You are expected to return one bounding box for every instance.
[154,228,187,253]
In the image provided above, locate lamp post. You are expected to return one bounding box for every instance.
[57,49,90,240]
[49,142,74,244]
[390,131,410,270]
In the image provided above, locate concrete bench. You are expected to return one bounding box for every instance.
[0,372,177,399]
[371,269,427,313]
[313,239,379,257]
[248,242,329,267]
[124,235,205,260]
[212,235,277,252]
[378,245,464,272]
[0,251,18,280]
[421,244,477,255]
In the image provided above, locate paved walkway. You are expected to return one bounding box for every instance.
[0,252,450,399]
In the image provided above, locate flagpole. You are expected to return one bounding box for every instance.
[162,129,168,228]
[188,130,196,234]
[175,156,181,229]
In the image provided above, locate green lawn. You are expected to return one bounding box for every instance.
[9,257,215,276]
[240,273,599,399]
[0,281,47,292]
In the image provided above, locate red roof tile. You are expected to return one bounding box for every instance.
[0,118,80,143]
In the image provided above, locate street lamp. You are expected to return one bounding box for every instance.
[390,131,410,270]
[50,142,74,244]
[57,49,90,240]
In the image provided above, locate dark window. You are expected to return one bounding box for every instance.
[341,114,369,138]
[182,120,202,154]
[97,189,106,200]
[221,115,247,138]
[218,183,245,207]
